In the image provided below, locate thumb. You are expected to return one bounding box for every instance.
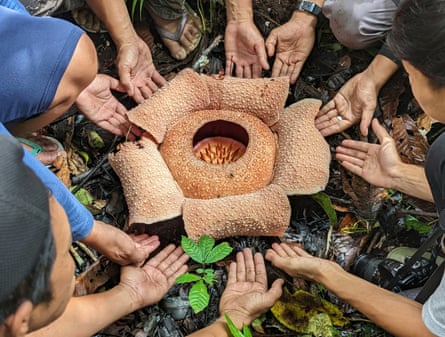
[266,278,284,303]
[254,43,270,70]
[118,65,134,96]
[265,33,277,57]
[371,118,390,142]
[360,107,376,137]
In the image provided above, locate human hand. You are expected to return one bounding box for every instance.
[116,35,167,104]
[315,69,380,137]
[265,13,316,84]
[265,242,328,281]
[119,244,189,308]
[75,74,142,140]
[335,119,403,188]
[218,248,283,328]
[224,20,269,78]
[81,220,160,266]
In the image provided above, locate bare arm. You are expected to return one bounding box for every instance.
[27,245,188,337]
[224,0,269,78]
[316,54,400,137]
[85,0,166,103]
[266,243,436,337]
[336,119,433,202]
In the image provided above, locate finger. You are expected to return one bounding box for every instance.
[279,243,299,257]
[118,65,134,97]
[267,278,284,303]
[292,245,313,258]
[252,63,262,78]
[360,109,375,137]
[145,78,159,94]
[279,63,289,78]
[288,63,299,84]
[265,33,277,57]
[227,261,238,285]
[253,252,267,286]
[269,242,287,257]
[243,249,256,282]
[338,139,372,154]
[271,59,283,78]
[164,252,189,278]
[131,87,145,104]
[146,244,176,268]
[371,118,390,142]
[254,42,270,71]
[236,250,247,281]
[150,70,168,87]
[225,57,234,77]
[243,65,252,79]
[318,100,337,117]
[140,85,154,100]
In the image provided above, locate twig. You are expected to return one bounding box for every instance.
[192,34,223,71]
[76,242,98,262]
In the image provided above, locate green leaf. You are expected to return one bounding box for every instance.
[189,280,210,313]
[198,235,215,261]
[405,215,432,234]
[224,313,244,337]
[72,187,94,207]
[312,192,338,227]
[175,272,202,284]
[205,242,233,264]
[242,325,253,337]
[202,269,215,286]
[181,236,204,263]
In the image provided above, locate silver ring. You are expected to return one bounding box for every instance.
[336,115,343,121]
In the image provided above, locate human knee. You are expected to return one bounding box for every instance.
[323,0,396,49]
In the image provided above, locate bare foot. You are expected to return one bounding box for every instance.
[149,9,202,60]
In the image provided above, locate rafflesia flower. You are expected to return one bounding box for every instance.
[109,69,330,240]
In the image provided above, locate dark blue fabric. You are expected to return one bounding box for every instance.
[0,6,93,241]
[0,6,83,124]
[425,132,445,213]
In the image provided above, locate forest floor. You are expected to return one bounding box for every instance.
[46,1,445,336]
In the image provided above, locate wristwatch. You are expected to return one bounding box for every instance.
[295,0,322,16]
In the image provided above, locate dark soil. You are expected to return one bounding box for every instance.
[47,1,445,336]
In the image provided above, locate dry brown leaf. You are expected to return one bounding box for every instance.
[391,114,429,166]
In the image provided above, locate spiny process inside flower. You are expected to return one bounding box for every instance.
[193,136,246,165]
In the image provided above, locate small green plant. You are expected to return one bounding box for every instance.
[176,235,232,313]
[127,0,144,20]
[224,313,252,337]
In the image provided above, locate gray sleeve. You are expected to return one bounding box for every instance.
[422,271,445,335]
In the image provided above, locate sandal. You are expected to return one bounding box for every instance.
[148,2,202,60]
[17,135,66,168]
[72,7,107,33]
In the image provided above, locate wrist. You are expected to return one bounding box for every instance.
[365,54,400,91]
[290,9,318,28]
[226,0,253,23]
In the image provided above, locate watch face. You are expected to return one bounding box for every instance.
[299,1,321,16]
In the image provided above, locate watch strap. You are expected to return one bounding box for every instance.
[296,0,322,16]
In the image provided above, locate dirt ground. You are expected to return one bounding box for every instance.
[46,1,445,336]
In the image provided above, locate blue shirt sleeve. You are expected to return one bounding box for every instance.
[0,123,94,241]
[0,0,28,13]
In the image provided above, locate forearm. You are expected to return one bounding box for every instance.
[317,262,435,337]
[365,54,400,91]
[391,163,433,202]
[187,318,231,337]
[225,0,253,22]
[85,0,137,47]
[27,285,138,337]
[288,0,326,28]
